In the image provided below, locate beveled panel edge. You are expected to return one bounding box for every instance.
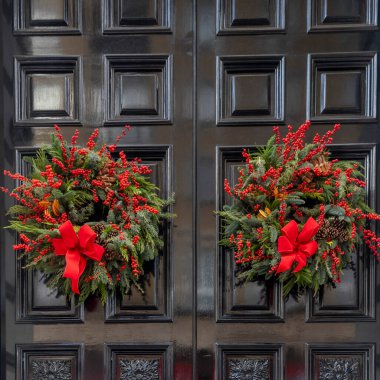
[16,342,84,380]
[13,55,83,127]
[215,146,285,323]
[305,342,376,380]
[104,145,174,323]
[104,342,174,380]
[103,54,173,126]
[306,52,378,123]
[102,0,173,35]
[307,0,378,33]
[305,143,377,322]
[216,55,285,127]
[216,0,286,36]
[14,147,84,323]
[13,0,83,35]
[215,343,284,380]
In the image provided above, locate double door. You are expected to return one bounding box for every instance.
[1,0,380,378]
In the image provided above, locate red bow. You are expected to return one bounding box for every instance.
[52,221,104,294]
[276,217,319,274]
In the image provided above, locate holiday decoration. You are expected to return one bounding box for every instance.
[219,121,380,296]
[2,125,173,303]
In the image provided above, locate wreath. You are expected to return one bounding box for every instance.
[2,125,173,303]
[218,121,380,297]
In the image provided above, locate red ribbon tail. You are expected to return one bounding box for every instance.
[293,253,307,272]
[62,249,82,294]
[276,254,296,274]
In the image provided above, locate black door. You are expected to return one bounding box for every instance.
[1,0,194,379]
[196,0,380,379]
[1,0,380,379]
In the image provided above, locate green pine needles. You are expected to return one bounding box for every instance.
[2,125,174,304]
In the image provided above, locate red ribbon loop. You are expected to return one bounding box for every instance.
[276,217,319,274]
[52,221,104,294]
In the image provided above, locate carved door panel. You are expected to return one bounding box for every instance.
[196,0,380,379]
[1,0,193,379]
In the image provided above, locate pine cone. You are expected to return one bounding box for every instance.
[316,218,349,242]
[300,154,329,183]
[311,154,329,173]
[93,223,105,241]
[93,223,120,261]
[94,166,116,190]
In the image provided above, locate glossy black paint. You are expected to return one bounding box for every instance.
[1,0,193,379]
[196,0,380,379]
[0,0,379,379]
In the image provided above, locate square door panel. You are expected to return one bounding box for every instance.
[306,344,375,380]
[105,146,172,322]
[15,148,84,323]
[306,145,376,322]
[216,147,284,322]
[29,74,72,117]
[320,71,363,114]
[16,344,83,380]
[104,55,172,126]
[307,53,377,123]
[103,0,171,34]
[120,0,158,24]
[216,344,283,380]
[14,0,82,34]
[14,56,82,126]
[217,0,285,34]
[119,74,158,115]
[105,343,173,379]
[308,0,377,31]
[217,56,284,126]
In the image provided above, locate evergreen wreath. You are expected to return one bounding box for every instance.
[2,125,173,304]
[218,121,380,297]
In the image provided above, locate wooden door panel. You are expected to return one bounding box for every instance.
[15,148,84,323]
[102,0,172,34]
[14,56,82,126]
[105,146,173,322]
[104,54,172,126]
[14,0,82,35]
[216,55,285,125]
[216,343,284,380]
[217,147,284,322]
[306,145,376,322]
[306,343,375,380]
[217,0,286,35]
[16,343,84,380]
[104,343,173,380]
[307,52,377,123]
[307,0,377,32]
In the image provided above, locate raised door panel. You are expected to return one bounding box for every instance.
[307,53,377,123]
[16,344,84,380]
[14,56,82,126]
[103,0,172,34]
[105,146,173,322]
[308,0,378,31]
[217,56,285,126]
[14,0,82,35]
[306,145,376,321]
[105,343,173,380]
[104,55,172,126]
[306,344,375,380]
[216,147,284,322]
[15,148,84,323]
[217,0,286,35]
